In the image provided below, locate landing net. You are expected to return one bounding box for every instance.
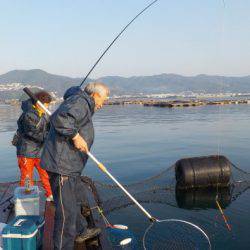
[143,219,211,250]
[87,162,250,249]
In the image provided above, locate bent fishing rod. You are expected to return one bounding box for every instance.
[23,87,155,221]
[22,1,160,222]
[79,0,159,87]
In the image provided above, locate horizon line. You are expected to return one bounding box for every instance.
[1,68,250,79]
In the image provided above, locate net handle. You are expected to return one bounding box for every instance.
[23,87,52,116]
[23,87,156,222]
[88,152,156,221]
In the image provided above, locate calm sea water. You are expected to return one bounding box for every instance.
[0,103,250,249]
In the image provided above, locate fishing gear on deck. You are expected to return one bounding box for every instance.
[90,206,137,248]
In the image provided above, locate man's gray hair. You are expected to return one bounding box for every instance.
[84,82,110,97]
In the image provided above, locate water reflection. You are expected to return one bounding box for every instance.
[175,186,232,210]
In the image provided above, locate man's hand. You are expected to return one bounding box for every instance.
[72,133,89,153]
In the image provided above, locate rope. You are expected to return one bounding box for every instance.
[94,164,175,189]
[90,205,111,227]
[215,197,232,231]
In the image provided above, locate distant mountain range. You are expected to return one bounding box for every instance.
[1,69,250,100]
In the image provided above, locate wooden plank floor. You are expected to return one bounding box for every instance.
[42,201,55,250]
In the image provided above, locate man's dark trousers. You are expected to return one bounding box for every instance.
[48,172,87,250]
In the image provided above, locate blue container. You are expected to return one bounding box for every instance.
[24,216,44,248]
[2,216,44,250]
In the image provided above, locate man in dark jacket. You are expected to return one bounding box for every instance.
[41,82,109,250]
[16,90,53,200]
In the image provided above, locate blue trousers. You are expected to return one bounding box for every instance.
[48,173,87,250]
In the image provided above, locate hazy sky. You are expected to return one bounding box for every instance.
[0,0,250,78]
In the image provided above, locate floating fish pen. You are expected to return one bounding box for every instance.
[104,98,250,108]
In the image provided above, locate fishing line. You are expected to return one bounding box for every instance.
[215,0,232,232]
[216,0,226,158]
[79,0,159,87]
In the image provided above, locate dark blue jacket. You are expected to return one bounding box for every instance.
[40,89,95,176]
[16,99,50,158]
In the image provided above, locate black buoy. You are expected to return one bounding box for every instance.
[175,155,231,189]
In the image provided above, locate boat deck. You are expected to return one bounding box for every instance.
[0,177,112,250]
